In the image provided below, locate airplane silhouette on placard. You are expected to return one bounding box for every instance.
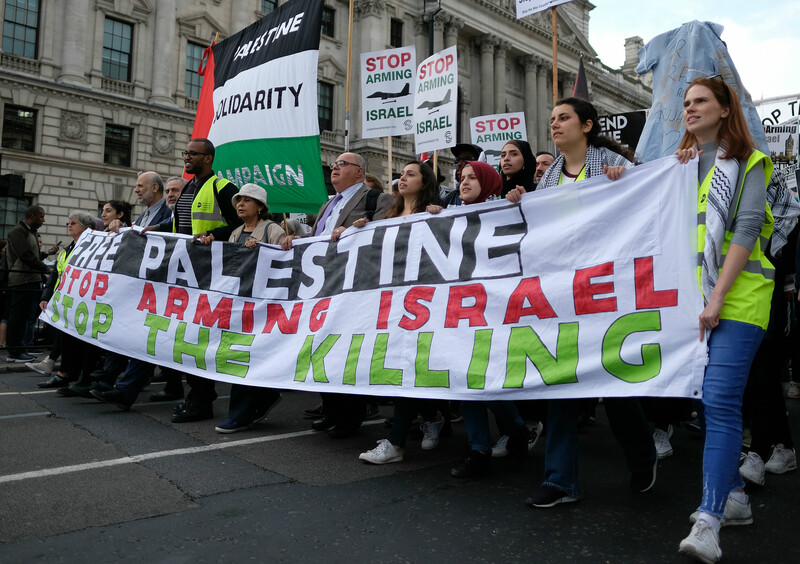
[366,83,410,100]
[417,89,452,110]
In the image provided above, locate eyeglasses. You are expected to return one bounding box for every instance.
[181,150,209,158]
[329,160,361,170]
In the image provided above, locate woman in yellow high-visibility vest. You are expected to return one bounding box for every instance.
[675,77,774,564]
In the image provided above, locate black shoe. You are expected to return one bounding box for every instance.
[328,425,359,439]
[57,384,95,399]
[311,417,336,431]
[451,450,491,478]
[38,375,70,389]
[171,403,213,423]
[7,352,36,363]
[303,402,324,419]
[525,486,578,508]
[630,459,658,493]
[90,387,133,410]
[149,390,184,402]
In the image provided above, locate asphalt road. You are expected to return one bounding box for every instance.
[1,360,799,563]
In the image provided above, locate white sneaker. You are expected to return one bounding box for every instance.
[765,444,798,474]
[679,519,722,563]
[739,451,765,485]
[420,417,444,450]
[358,439,403,464]
[24,356,55,376]
[527,421,544,451]
[785,381,800,399]
[653,425,674,459]
[491,435,510,457]
[690,494,753,527]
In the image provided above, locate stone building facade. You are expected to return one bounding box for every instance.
[0,0,650,243]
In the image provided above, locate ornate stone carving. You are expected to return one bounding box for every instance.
[443,15,464,35]
[152,128,175,156]
[475,34,498,54]
[354,0,386,19]
[494,40,511,58]
[60,110,87,141]
[521,55,538,73]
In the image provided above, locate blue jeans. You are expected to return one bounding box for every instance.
[460,400,525,453]
[116,361,185,403]
[542,397,655,498]
[699,319,764,518]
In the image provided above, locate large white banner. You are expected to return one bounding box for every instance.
[361,46,416,139]
[43,157,706,401]
[470,112,528,167]
[516,0,571,19]
[413,46,458,154]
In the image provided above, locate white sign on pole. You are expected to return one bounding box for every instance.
[756,96,800,126]
[764,124,799,168]
[470,112,527,166]
[516,0,571,19]
[360,46,416,139]
[413,45,458,154]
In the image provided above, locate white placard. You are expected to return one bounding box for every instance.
[413,46,458,154]
[470,112,528,166]
[360,46,416,139]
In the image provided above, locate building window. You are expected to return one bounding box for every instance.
[102,18,132,82]
[318,82,333,132]
[1,0,39,59]
[104,124,132,167]
[390,18,403,48]
[1,105,36,152]
[320,6,334,37]
[0,194,31,239]
[185,42,204,100]
[261,0,277,14]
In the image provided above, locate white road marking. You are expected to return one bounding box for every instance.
[0,419,385,484]
[0,390,57,396]
[0,411,51,420]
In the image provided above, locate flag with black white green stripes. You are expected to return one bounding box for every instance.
[189,0,327,213]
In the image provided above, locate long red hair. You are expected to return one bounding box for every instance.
[678,77,755,161]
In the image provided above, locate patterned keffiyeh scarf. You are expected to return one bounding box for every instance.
[537,145,631,190]
[700,146,739,302]
[766,168,800,257]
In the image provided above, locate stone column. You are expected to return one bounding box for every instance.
[476,35,496,116]
[521,56,538,148]
[494,40,510,114]
[536,62,550,150]
[444,16,463,50]
[561,72,574,100]
[230,1,251,35]
[59,0,90,85]
[414,16,428,60]
[149,0,177,105]
[432,18,445,54]
[354,0,387,142]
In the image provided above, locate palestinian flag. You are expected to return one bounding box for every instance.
[189,0,327,213]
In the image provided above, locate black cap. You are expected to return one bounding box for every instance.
[451,143,483,161]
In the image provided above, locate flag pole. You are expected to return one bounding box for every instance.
[344,0,354,151]
[552,7,558,107]
[387,136,393,189]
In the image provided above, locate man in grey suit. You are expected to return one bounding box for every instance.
[284,151,393,437]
